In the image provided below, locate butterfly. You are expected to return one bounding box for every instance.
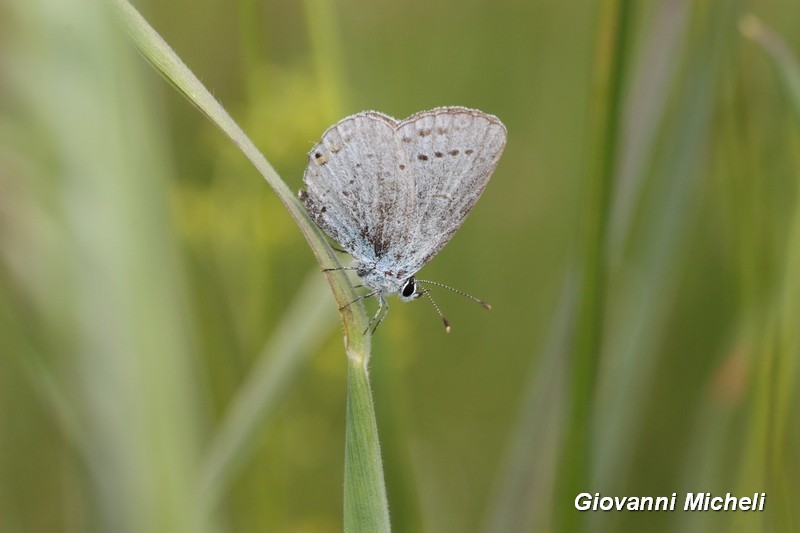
[299,106,506,332]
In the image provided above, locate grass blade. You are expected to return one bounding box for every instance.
[109,2,390,529]
[556,1,635,528]
[7,0,211,529]
[736,16,800,530]
[592,0,743,496]
[345,356,391,532]
[608,0,691,259]
[481,271,576,532]
[198,271,338,509]
[108,0,364,330]
[740,15,800,122]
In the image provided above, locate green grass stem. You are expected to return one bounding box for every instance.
[481,271,577,532]
[198,271,338,510]
[344,356,392,532]
[738,16,800,530]
[557,1,634,529]
[593,2,742,490]
[108,0,354,310]
[109,1,390,529]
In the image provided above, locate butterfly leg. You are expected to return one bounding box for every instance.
[339,290,377,312]
[364,295,383,334]
[323,266,360,273]
[368,295,390,334]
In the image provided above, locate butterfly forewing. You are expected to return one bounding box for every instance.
[395,108,507,273]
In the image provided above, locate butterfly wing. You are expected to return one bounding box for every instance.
[394,107,507,274]
[300,111,415,266]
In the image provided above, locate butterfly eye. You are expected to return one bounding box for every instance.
[401,278,416,298]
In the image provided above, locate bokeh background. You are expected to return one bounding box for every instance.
[2,0,799,531]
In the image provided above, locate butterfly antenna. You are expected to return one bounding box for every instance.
[420,289,451,333]
[415,279,492,310]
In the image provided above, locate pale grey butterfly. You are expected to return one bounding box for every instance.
[299,106,506,332]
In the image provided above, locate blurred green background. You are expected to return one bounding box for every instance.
[2,0,800,531]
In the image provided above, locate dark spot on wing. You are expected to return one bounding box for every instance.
[299,190,324,224]
[402,136,412,143]
[434,151,443,158]
[399,164,405,170]
[418,154,429,161]
[449,149,460,156]
[437,127,447,135]
[342,191,350,197]
[314,151,328,165]
[419,128,432,137]
[466,149,474,155]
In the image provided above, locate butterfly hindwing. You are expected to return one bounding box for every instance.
[301,112,415,266]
